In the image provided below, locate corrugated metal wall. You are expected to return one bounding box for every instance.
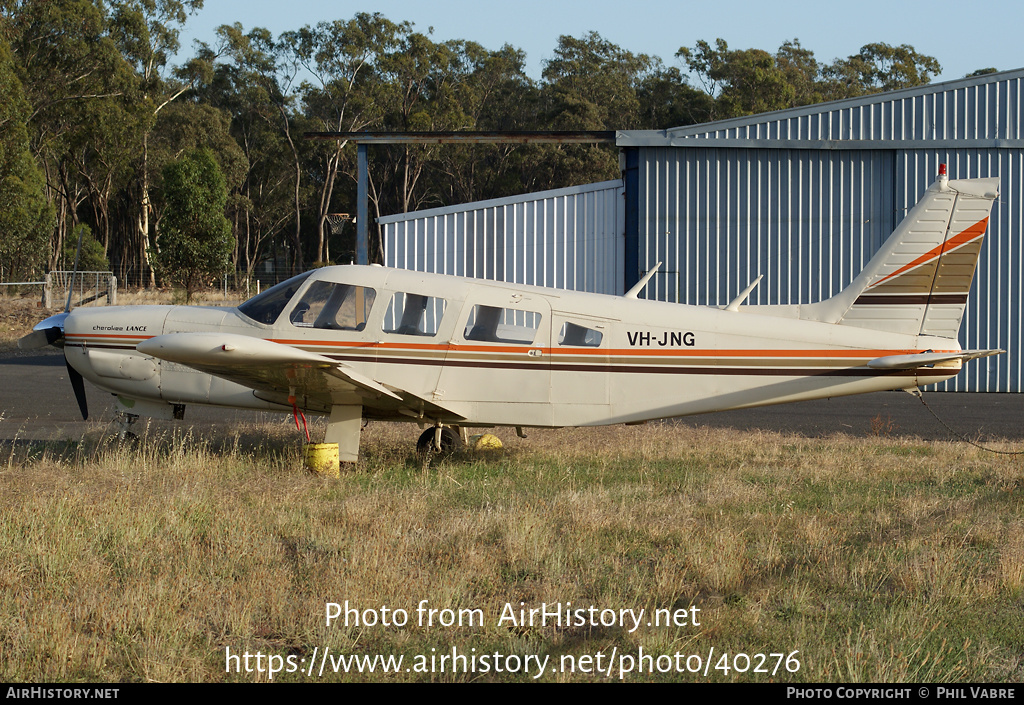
[381,180,624,294]
[380,70,1023,391]
[635,147,895,307]
[623,69,1024,392]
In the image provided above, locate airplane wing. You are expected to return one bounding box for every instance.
[866,349,1004,370]
[136,332,463,419]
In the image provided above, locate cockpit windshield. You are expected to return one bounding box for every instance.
[237,272,312,325]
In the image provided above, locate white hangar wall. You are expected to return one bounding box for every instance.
[619,69,1024,392]
[381,180,624,294]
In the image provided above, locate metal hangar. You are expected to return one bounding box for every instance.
[382,68,1024,392]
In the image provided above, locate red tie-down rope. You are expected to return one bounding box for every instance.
[289,393,310,443]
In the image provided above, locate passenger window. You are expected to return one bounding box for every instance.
[383,293,447,336]
[463,305,541,344]
[558,321,603,347]
[290,281,376,331]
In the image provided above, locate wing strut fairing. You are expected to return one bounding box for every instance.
[136,333,462,421]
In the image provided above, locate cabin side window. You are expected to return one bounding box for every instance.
[557,321,603,347]
[463,305,541,344]
[383,293,447,336]
[290,281,376,331]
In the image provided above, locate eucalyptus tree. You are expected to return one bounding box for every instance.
[2,0,137,272]
[145,99,247,266]
[635,65,715,129]
[822,43,941,98]
[535,32,653,190]
[677,38,796,119]
[108,0,204,285]
[0,33,53,281]
[155,146,232,301]
[192,24,298,282]
[775,39,825,108]
[281,13,406,266]
[426,41,539,205]
[543,31,653,130]
[677,38,942,119]
[370,31,480,219]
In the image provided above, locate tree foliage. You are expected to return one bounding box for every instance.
[62,223,110,272]
[154,147,232,301]
[678,38,944,119]
[0,3,954,287]
[0,33,53,281]
[823,43,941,97]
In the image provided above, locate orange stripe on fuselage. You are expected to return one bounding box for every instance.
[274,338,930,359]
[66,333,155,341]
[70,333,943,364]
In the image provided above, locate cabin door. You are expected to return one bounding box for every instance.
[437,290,552,423]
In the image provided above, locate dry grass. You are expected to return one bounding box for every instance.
[0,420,1021,682]
[0,296,49,351]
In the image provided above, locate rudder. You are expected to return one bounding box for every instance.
[803,166,999,338]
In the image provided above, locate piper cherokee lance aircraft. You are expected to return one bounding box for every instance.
[20,167,1005,462]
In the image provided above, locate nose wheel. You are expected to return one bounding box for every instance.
[416,426,460,456]
[114,411,140,442]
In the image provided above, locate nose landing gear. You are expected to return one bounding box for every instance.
[114,411,140,442]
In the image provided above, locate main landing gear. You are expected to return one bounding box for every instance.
[416,426,462,456]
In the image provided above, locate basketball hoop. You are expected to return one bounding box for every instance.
[325,213,351,236]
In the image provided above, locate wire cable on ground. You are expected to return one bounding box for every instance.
[918,393,1024,456]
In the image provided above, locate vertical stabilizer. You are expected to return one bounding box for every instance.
[802,167,999,338]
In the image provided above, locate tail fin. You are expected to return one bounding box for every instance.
[804,166,999,338]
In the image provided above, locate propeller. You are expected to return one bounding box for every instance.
[17,310,89,420]
[66,359,89,420]
[17,228,90,419]
[18,224,79,351]
[17,311,69,350]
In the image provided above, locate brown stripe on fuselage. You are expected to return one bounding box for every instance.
[323,352,955,379]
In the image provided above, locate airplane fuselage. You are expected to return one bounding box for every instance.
[63,265,963,429]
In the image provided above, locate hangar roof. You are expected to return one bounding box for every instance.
[616,67,1024,149]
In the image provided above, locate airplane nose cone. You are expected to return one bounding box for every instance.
[32,311,70,333]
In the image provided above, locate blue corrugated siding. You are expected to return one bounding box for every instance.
[637,70,1024,391]
[637,147,893,308]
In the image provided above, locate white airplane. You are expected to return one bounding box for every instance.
[21,167,1004,461]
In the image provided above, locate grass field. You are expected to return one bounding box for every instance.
[1,417,1021,682]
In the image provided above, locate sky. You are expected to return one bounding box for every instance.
[174,0,1022,85]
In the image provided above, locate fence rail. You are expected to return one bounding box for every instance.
[51,271,117,308]
[0,272,118,308]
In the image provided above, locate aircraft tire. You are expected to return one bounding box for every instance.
[416,427,459,456]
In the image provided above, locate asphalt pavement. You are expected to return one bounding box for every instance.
[1,348,1022,443]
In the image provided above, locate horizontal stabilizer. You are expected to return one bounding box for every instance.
[867,348,1004,370]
